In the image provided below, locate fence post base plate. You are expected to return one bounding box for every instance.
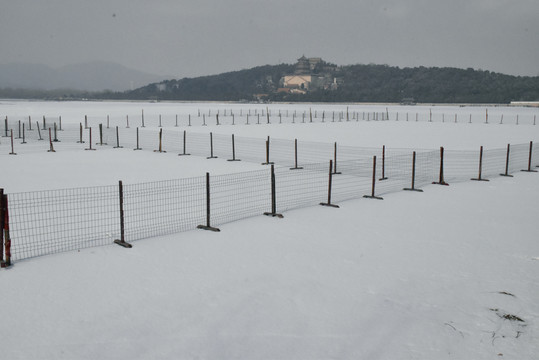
[263,212,283,218]
[363,195,383,200]
[320,203,340,208]
[197,225,220,232]
[432,181,449,186]
[403,188,423,192]
[114,240,132,248]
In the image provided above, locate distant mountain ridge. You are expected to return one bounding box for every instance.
[0,61,167,91]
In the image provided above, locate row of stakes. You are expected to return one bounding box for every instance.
[115,139,538,250]
[1,133,536,259]
[5,117,539,185]
[3,107,537,136]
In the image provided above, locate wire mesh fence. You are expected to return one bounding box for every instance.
[2,123,539,265]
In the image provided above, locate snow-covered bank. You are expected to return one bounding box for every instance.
[1,172,537,359]
[0,101,538,359]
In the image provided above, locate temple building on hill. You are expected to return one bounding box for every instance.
[280,56,340,94]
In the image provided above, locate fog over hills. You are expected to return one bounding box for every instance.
[0,61,168,92]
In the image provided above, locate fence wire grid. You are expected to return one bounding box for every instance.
[2,121,539,264]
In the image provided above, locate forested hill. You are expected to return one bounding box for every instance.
[122,63,539,103]
[4,62,538,103]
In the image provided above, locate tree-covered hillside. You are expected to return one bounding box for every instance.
[3,62,539,103]
[123,63,539,103]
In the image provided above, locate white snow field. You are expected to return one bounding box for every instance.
[1,100,538,359]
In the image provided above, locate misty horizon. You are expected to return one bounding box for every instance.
[1,1,538,81]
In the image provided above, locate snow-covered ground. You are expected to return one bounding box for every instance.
[1,100,538,359]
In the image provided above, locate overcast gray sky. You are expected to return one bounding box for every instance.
[1,0,538,78]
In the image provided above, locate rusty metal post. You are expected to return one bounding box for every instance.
[500,144,513,177]
[363,156,383,200]
[404,151,423,192]
[1,192,11,268]
[379,145,388,180]
[197,173,221,232]
[264,165,283,218]
[471,146,489,181]
[114,181,132,248]
[432,147,449,185]
[0,189,4,263]
[290,139,303,170]
[320,160,340,208]
[521,141,537,172]
[153,128,165,153]
[261,136,273,165]
[47,128,56,152]
[179,130,190,156]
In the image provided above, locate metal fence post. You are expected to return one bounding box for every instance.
[133,127,142,150]
[500,144,513,177]
[47,128,56,152]
[53,123,59,142]
[97,123,106,145]
[113,126,123,148]
[197,173,221,232]
[227,134,240,161]
[85,128,96,151]
[320,160,340,208]
[21,123,27,144]
[261,136,274,165]
[36,122,43,140]
[363,156,383,200]
[432,147,449,185]
[179,130,190,156]
[521,141,537,172]
[471,146,489,181]
[114,181,132,248]
[141,109,145,127]
[154,128,166,153]
[0,189,4,263]
[207,132,217,159]
[1,192,11,268]
[379,145,388,180]
[403,151,423,192]
[77,123,85,143]
[264,165,283,218]
[290,139,303,170]
[9,130,16,155]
